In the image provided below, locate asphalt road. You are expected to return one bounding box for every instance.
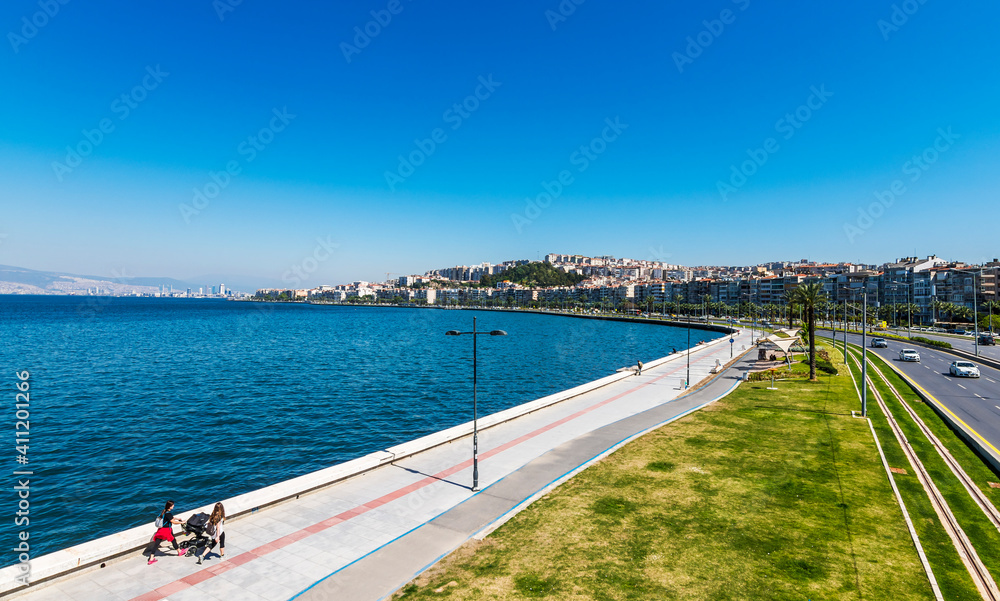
[819,329,1000,454]
[881,327,1000,363]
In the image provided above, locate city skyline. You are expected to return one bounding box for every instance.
[6,248,998,297]
[3,1,999,286]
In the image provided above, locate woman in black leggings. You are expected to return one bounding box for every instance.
[198,502,226,564]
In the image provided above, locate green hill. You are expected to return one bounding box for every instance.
[479,262,586,288]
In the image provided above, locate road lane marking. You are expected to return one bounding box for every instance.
[958,384,967,390]
[987,378,997,384]
[885,368,1000,457]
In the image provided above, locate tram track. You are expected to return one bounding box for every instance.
[845,345,1000,600]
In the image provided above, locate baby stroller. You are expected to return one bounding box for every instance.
[179,512,211,551]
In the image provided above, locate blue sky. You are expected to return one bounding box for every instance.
[2,0,998,289]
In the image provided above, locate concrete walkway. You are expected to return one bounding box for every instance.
[14,331,753,601]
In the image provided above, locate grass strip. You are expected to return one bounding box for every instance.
[396,344,934,600]
[842,346,977,598]
[857,349,1000,586]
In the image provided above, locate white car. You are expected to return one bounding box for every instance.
[950,361,981,378]
[898,349,920,362]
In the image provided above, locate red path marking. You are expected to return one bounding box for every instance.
[129,342,731,601]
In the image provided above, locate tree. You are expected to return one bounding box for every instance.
[793,282,825,381]
[479,262,586,288]
[783,290,798,329]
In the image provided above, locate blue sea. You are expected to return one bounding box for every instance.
[0,296,707,564]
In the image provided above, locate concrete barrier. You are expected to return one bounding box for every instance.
[0,331,732,596]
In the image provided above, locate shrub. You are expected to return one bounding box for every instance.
[911,336,952,349]
[747,369,808,382]
[815,358,838,375]
[799,357,838,376]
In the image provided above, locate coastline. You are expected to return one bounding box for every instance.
[0,308,736,596]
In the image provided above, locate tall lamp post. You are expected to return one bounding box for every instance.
[841,284,868,417]
[445,316,508,491]
[686,309,691,388]
[861,284,868,417]
[950,268,983,356]
[842,298,848,363]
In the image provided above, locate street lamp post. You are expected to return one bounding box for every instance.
[840,284,867,416]
[974,271,980,357]
[445,316,508,491]
[842,298,848,363]
[953,268,983,356]
[861,288,868,417]
[686,312,691,388]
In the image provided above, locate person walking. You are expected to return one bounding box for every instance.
[197,502,226,564]
[636,360,643,375]
[148,500,187,564]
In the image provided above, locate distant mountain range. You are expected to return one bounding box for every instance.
[0,265,268,295]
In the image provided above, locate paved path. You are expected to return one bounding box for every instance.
[15,331,752,601]
[297,351,755,601]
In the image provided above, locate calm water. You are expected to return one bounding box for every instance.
[0,296,709,564]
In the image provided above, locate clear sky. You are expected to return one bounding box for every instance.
[2,0,998,289]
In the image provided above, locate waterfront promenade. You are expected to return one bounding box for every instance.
[10,329,753,601]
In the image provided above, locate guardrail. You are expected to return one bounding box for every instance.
[0,333,732,596]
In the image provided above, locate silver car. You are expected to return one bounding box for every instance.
[949,361,981,378]
[898,349,920,362]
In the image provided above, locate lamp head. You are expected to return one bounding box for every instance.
[445,330,461,336]
[489,330,507,336]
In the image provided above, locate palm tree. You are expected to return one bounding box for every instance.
[783,290,798,329]
[793,282,826,381]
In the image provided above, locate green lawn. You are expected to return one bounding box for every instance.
[843,345,1000,596]
[396,344,934,600]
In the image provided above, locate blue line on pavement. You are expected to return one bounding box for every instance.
[290,359,749,601]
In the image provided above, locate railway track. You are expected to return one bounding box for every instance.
[846,346,1000,601]
[863,354,1000,533]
